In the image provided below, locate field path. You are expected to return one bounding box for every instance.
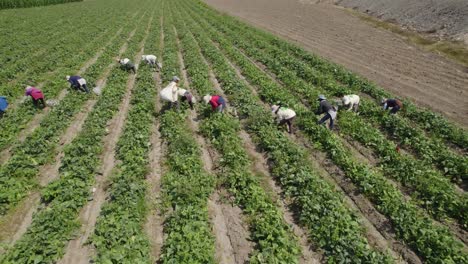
[57,16,152,264]
[204,0,468,127]
[144,17,165,262]
[174,37,254,263]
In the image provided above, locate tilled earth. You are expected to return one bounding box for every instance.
[204,0,468,127]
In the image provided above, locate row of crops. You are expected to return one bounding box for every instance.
[0,0,81,10]
[0,0,466,263]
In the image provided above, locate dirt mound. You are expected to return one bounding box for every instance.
[336,0,468,43]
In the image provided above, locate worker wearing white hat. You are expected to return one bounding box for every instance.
[203,94,226,113]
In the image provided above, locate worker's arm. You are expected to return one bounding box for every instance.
[172,85,178,102]
[315,103,323,115]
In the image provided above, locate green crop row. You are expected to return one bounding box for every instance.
[0,14,141,216]
[173,13,302,262]
[90,8,160,262]
[188,1,467,186]
[186,2,468,227]
[0,0,82,10]
[0,4,139,152]
[157,6,215,263]
[176,3,393,263]
[0,9,151,263]
[190,1,468,150]
[178,2,467,262]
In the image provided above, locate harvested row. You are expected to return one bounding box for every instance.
[178,2,467,262]
[173,14,303,262]
[90,7,161,262]
[0,14,142,216]
[178,3,394,263]
[157,7,216,263]
[0,9,152,263]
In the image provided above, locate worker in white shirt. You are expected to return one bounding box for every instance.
[141,54,161,70]
[160,76,181,110]
[271,103,296,134]
[118,58,136,73]
[342,94,360,112]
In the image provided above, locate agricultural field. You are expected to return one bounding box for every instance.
[0,0,467,263]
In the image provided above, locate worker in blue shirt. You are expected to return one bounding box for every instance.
[0,96,8,118]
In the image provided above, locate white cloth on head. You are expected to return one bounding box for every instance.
[120,58,130,65]
[160,81,179,102]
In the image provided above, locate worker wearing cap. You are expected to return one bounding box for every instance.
[66,75,89,93]
[160,76,181,110]
[118,58,136,73]
[203,94,226,113]
[271,103,296,134]
[0,96,8,118]
[316,94,337,130]
[381,98,403,114]
[25,86,46,108]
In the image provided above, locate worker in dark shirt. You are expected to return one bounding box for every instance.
[66,75,89,93]
[382,98,403,114]
[316,94,337,130]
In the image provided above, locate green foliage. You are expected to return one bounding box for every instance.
[0,0,82,10]
[180,1,467,262]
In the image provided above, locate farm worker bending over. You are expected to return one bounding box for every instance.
[160,76,181,110]
[316,94,337,130]
[381,98,403,114]
[271,104,296,134]
[141,54,161,70]
[0,96,8,118]
[25,86,45,108]
[118,58,136,73]
[203,94,226,113]
[66,75,89,93]
[342,94,360,112]
[178,88,195,110]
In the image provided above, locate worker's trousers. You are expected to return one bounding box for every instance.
[318,113,334,130]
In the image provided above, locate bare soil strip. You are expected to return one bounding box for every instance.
[204,0,468,127]
[144,66,165,263]
[58,17,152,263]
[144,17,165,262]
[0,27,138,251]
